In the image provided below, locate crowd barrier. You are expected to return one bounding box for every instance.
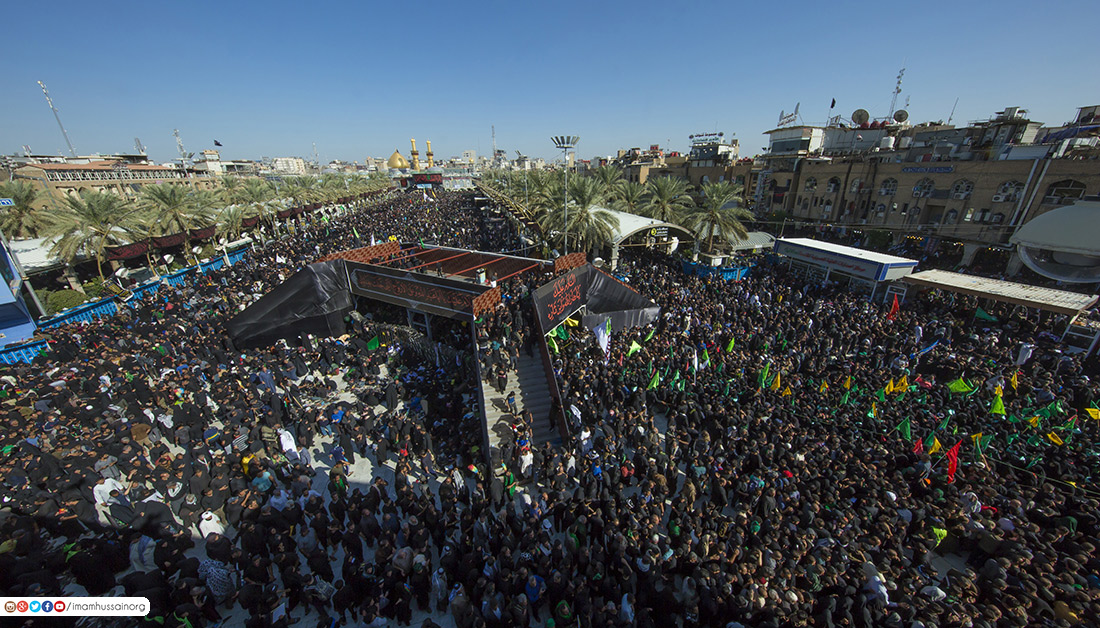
[679,259,755,281]
[0,247,251,365]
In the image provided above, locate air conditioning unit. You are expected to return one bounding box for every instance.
[879,189,891,196]
[992,194,1007,202]
[912,190,926,198]
[1043,196,1061,205]
[952,192,968,200]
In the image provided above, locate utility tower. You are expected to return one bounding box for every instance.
[37,81,77,157]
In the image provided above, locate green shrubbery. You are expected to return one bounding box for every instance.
[46,289,87,314]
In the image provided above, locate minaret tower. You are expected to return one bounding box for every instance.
[426,140,434,168]
[410,138,421,171]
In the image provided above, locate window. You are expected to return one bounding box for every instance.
[950,179,974,200]
[912,178,934,197]
[997,180,1024,199]
[803,177,817,192]
[879,178,898,196]
[945,209,958,224]
[850,178,862,194]
[964,208,975,222]
[991,212,1005,224]
[1043,179,1086,204]
[827,177,842,193]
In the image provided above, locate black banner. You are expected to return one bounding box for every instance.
[533,266,589,333]
[346,261,491,320]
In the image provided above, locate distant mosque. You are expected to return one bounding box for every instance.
[386,138,443,191]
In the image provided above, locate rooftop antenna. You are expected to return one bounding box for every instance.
[491,125,497,164]
[947,97,959,126]
[888,66,905,119]
[37,81,77,157]
[134,137,146,155]
[21,145,32,157]
[173,129,192,166]
[312,142,319,170]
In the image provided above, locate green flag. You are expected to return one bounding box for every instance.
[938,415,951,431]
[759,362,771,388]
[947,378,974,394]
[991,394,1005,415]
[353,227,362,240]
[876,388,887,403]
[974,307,998,322]
[554,326,568,340]
[932,527,948,547]
[896,418,912,441]
[647,370,660,390]
[547,336,559,354]
[701,348,710,369]
[726,337,736,352]
[366,336,380,351]
[644,328,656,342]
[628,341,642,357]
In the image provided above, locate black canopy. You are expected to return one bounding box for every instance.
[226,260,353,349]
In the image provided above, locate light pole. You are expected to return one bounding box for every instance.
[551,135,579,255]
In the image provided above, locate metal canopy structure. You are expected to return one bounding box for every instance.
[774,238,918,282]
[902,269,1098,316]
[600,207,695,247]
[318,241,553,320]
[728,231,777,252]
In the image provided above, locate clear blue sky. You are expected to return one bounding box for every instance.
[4,0,1096,165]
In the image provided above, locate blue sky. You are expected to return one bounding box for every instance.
[3,0,1096,165]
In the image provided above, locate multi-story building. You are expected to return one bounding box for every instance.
[618,135,749,189]
[270,157,308,175]
[752,105,1100,273]
[13,156,217,207]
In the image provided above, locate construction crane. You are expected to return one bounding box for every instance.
[134,138,146,155]
[37,81,77,157]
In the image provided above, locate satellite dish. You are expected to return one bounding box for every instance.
[118,268,130,278]
[219,238,227,245]
[893,109,910,123]
[192,246,202,254]
[852,109,871,125]
[164,254,174,264]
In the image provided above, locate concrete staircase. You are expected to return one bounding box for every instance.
[484,352,559,465]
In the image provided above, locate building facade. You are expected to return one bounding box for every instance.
[752,105,1100,272]
[13,159,217,207]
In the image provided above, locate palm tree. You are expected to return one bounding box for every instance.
[589,165,624,197]
[611,180,647,214]
[236,178,276,222]
[44,190,137,281]
[643,176,693,223]
[215,205,255,242]
[282,175,319,207]
[0,180,46,238]
[684,180,753,254]
[538,176,619,255]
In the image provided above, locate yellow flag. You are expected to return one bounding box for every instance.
[970,432,983,444]
[884,379,895,395]
[1085,408,1100,420]
[994,385,1003,397]
[770,372,782,392]
[782,386,792,397]
[1047,432,1064,446]
[1028,416,1041,428]
[928,437,942,454]
[1010,371,1019,391]
[870,401,877,418]
[844,376,852,390]
[819,381,829,393]
[895,375,908,393]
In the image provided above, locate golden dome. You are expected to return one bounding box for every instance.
[387,150,410,170]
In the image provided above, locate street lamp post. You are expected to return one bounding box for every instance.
[551,136,579,255]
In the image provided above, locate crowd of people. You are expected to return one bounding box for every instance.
[1,187,1098,628]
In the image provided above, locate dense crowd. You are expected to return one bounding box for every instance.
[1,188,1098,628]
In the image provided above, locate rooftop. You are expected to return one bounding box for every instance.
[902,269,1097,315]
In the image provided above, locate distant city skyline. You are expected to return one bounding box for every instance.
[3,1,1097,165]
